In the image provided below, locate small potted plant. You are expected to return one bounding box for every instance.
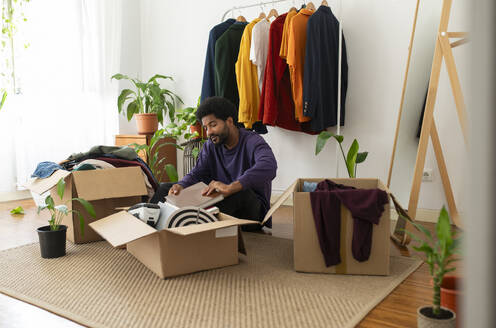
[37,178,96,258]
[401,206,460,328]
[166,97,207,160]
[131,128,179,183]
[315,131,368,178]
[111,73,183,135]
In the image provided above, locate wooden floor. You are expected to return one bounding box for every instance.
[0,199,461,328]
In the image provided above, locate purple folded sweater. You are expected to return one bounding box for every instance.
[309,180,389,267]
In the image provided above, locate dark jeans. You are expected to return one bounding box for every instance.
[150,183,263,231]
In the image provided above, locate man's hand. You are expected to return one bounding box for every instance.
[168,184,184,196]
[202,180,242,197]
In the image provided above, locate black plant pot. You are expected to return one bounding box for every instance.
[37,225,67,259]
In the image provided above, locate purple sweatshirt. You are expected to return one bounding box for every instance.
[178,128,277,220]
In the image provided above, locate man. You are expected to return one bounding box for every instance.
[155,96,277,229]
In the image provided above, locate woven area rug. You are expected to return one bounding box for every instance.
[0,233,421,328]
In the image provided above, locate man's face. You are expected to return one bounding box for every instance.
[201,114,230,145]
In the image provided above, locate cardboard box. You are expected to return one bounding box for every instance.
[90,210,256,279]
[26,167,148,244]
[263,178,391,276]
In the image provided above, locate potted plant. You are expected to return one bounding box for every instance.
[315,131,368,178]
[111,73,183,135]
[131,128,179,183]
[166,97,207,160]
[37,178,96,258]
[401,206,460,327]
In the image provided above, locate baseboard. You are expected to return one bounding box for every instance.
[0,190,32,202]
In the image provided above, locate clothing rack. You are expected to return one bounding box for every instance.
[221,0,344,179]
[221,0,291,22]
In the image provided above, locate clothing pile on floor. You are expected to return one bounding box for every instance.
[31,145,158,199]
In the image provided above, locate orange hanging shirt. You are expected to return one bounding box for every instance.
[287,8,314,123]
[279,9,297,60]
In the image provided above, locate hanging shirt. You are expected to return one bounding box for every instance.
[279,9,297,60]
[250,19,271,93]
[215,21,248,120]
[258,14,318,135]
[287,8,314,123]
[200,19,236,104]
[236,18,261,129]
[303,5,348,132]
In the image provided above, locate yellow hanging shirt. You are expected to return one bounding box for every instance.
[279,9,297,60]
[235,18,261,129]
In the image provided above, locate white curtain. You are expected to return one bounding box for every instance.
[8,0,122,189]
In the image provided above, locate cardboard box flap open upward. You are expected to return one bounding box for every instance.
[72,167,147,201]
[26,170,72,195]
[89,211,157,247]
[262,180,298,225]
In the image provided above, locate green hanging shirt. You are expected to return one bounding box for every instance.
[214,21,248,122]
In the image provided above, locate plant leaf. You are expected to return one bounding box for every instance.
[117,89,134,113]
[54,204,69,215]
[165,164,178,182]
[10,206,24,214]
[346,139,359,178]
[73,198,96,218]
[436,206,453,249]
[148,74,172,83]
[56,178,65,200]
[356,151,368,164]
[315,131,332,155]
[126,101,138,121]
[45,195,55,209]
[111,73,129,81]
[0,90,7,111]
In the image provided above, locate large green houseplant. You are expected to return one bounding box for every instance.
[37,178,96,258]
[315,131,368,178]
[111,73,183,134]
[401,206,460,327]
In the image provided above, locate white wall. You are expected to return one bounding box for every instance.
[118,0,143,135]
[136,0,469,212]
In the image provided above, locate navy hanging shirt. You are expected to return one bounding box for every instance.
[303,5,348,132]
[200,19,236,103]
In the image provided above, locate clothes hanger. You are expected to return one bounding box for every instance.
[289,0,297,11]
[236,8,247,22]
[267,8,279,19]
[258,3,266,19]
[306,1,316,11]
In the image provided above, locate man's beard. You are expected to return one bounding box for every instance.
[210,125,229,146]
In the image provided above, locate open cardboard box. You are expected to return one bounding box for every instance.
[263,178,391,276]
[26,166,148,244]
[90,209,257,279]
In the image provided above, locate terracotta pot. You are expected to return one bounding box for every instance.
[417,306,456,328]
[190,122,207,139]
[441,275,461,326]
[135,113,158,135]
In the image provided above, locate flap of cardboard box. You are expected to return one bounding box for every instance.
[25,169,72,195]
[262,180,298,225]
[167,216,258,236]
[89,211,157,247]
[72,167,147,201]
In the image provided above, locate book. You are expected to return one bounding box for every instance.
[165,182,224,209]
